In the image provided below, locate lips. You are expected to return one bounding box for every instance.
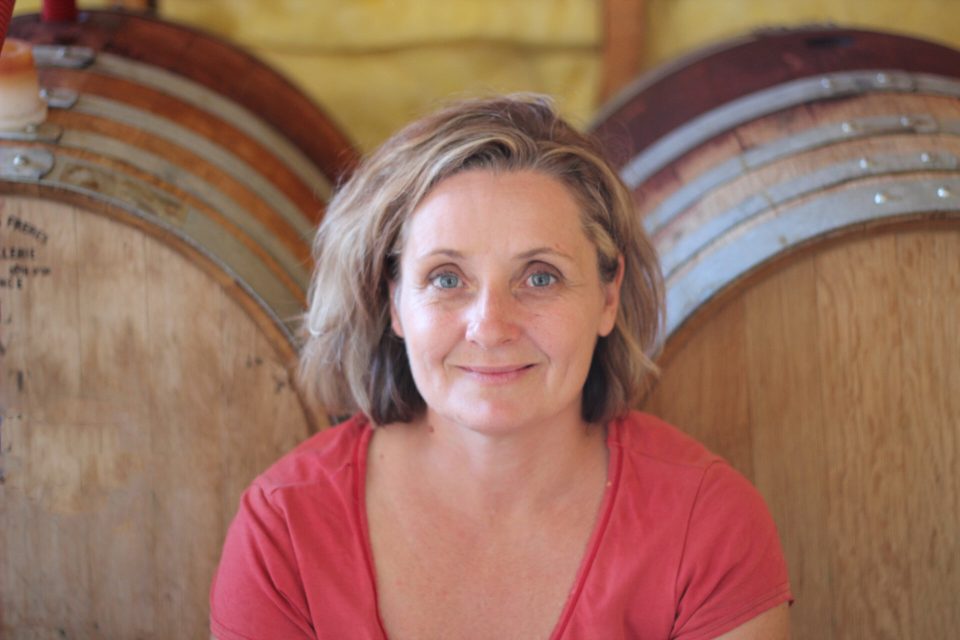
[455,363,535,382]
[459,364,532,374]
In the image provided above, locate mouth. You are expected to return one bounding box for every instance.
[456,364,535,382]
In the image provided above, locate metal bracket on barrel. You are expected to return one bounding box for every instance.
[0,147,55,181]
[40,87,79,110]
[0,122,63,143]
[31,45,96,69]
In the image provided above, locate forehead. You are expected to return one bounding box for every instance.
[400,169,593,260]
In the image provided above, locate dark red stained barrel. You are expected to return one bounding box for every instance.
[592,27,960,172]
[592,27,960,640]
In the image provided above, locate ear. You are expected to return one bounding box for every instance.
[597,255,624,338]
[388,279,404,338]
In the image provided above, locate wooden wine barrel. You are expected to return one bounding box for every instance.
[0,11,357,639]
[592,27,960,639]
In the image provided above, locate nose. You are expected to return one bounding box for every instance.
[465,286,521,348]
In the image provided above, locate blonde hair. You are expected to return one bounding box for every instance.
[300,94,663,425]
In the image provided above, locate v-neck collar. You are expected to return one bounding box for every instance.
[353,417,624,640]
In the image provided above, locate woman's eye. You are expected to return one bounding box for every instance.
[431,273,461,289]
[527,272,557,288]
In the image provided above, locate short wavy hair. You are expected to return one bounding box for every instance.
[300,94,663,426]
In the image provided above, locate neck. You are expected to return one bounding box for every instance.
[403,408,608,521]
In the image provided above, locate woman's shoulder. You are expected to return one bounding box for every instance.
[610,410,723,471]
[251,412,372,497]
[211,414,379,637]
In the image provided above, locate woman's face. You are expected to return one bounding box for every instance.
[390,169,622,435]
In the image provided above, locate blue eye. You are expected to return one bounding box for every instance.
[528,272,557,287]
[432,273,461,289]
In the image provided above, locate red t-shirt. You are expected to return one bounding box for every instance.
[210,412,792,639]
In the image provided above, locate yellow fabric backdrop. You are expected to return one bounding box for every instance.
[160,0,602,151]
[643,0,960,69]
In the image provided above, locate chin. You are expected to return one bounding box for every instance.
[437,398,581,437]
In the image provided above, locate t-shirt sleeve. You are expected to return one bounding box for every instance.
[210,484,315,640]
[671,461,793,640]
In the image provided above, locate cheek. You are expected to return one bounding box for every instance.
[400,303,460,358]
[553,316,601,366]
[530,318,591,359]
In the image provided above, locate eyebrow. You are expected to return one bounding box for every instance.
[517,246,575,262]
[417,246,576,262]
[418,249,466,260]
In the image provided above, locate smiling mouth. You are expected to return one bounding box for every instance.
[456,364,535,382]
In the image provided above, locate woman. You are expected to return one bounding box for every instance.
[210,94,792,639]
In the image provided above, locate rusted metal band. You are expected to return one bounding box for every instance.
[644,113,945,236]
[61,128,311,289]
[664,176,960,336]
[66,93,314,243]
[659,150,960,277]
[2,153,304,340]
[31,44,333,201]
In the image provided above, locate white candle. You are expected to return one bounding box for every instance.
[0,38,48,131]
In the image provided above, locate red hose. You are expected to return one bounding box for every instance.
[0,0,16,55]
[42,0,76,23]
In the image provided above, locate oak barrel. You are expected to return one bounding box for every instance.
[592,27,960,639]
[0,10,357,638]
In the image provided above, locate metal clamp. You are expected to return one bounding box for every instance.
[40,87,79,110]
[0,148,55,181]
[32,45,96,69]
[0,122,63,143]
